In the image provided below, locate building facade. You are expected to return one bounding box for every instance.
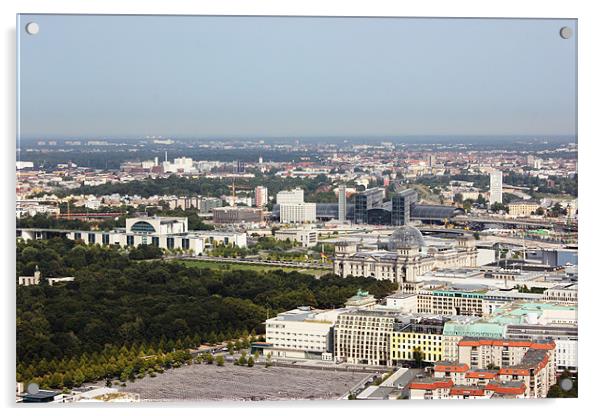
[254,186,268,207]
[264,307,342,360]
[274,228,318,247]
[338,184,347,222]
[333,226,477,290]
[276,188,304,205]
[335,310,397,366]
[19,217,247,256]
[391,189,418,226]
[489,170,503,205]
[212,207,264,224]
[279,203,316,224]
[508,201,540,217]
[391,317,445,364]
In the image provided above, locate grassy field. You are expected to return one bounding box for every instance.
[175,259,330,277]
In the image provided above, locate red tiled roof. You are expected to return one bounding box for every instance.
[486,382,527,395]
[450,387,486,396]
[409,379,454,390]
[434,363,469,373]
[466,371,498,379]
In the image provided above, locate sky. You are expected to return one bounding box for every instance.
[17,15,577,139]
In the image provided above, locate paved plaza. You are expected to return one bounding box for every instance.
[119,363,370,401]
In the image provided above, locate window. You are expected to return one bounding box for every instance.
[182,238,190,250]
[74,232,81,240]
[167,237,175,249]
[152,237,159,247]
[130,221,156,233]
[102,234,110,245]
[88,233,95,244]
[127,235,134,246]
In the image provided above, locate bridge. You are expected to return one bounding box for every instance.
[56,212,121,219]
[452,215,576,231]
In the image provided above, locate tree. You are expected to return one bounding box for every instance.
[216,355,225,366]
[412,347,424,368]
[247,357,254,367]
[490,202,508,213]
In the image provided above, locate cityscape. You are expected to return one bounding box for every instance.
[16,136,578,401]
[15,15,577,403]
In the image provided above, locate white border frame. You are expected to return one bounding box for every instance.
[2,1,598,415]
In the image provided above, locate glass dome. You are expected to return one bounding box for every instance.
[387,225,425,250]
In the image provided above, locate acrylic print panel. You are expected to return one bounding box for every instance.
[16,14,577,403]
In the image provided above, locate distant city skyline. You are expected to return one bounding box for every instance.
[18,15,576,139]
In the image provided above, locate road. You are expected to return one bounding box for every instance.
[170,255,332,270]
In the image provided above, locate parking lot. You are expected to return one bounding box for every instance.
[118,362,370,401]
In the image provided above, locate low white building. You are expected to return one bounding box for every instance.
[19,216,247,256]
[543,283,578,304]
[265,306,345,360]
[384,293,418,313]
[274,228,318,247]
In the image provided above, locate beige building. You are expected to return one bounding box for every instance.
[457,338,556,398]
[334,310,397,366]
[508,200,540,217]
[417,289,484,316]
[418,338,556,399]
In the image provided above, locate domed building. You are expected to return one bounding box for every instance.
[334,226,477,291]
[387,225,426,251]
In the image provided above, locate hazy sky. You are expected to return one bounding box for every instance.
[18,15,577,139]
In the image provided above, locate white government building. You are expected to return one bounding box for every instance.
[19,216,247,256]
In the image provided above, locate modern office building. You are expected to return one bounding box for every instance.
[212,207,264,224]
[198,197,223,214]
[489,170,503,205]
[338,184,347,222]
[274,228,318,247]
[270,201,462,224]
[276,188,305,205]
[353,187,386,224]
[264,307,344,360]
[254,186,268,207]
[279,203,316,224]
[391,189,418,226]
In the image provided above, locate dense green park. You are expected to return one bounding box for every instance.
[16,238,396,389]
